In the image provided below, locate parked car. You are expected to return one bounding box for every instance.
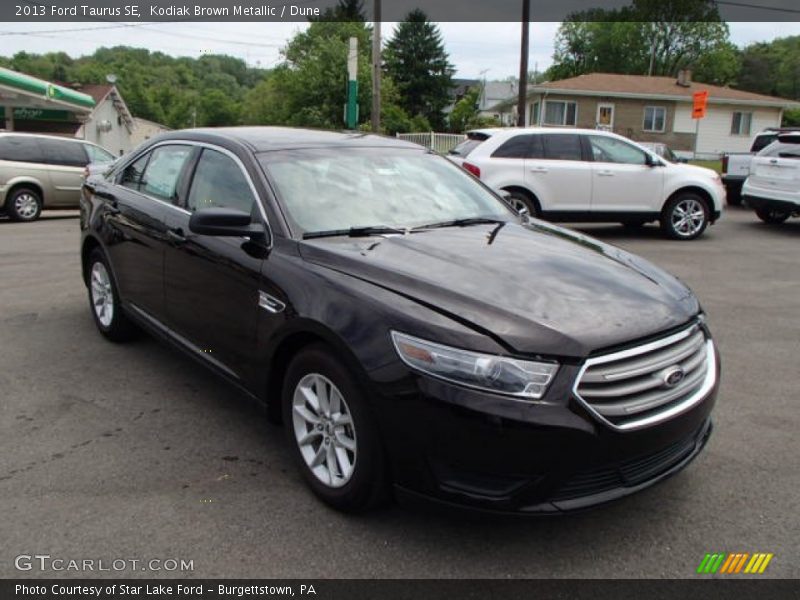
[80,127,719,514]
[742,133,800,224]
[0,132,115,222]
[447,128,725,240]
[638,142,688,163]
[722,127,800,205]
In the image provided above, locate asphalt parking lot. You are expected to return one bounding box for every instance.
[1,207,798,579]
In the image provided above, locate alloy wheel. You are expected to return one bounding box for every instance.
[90,262,115,327]
[671,198,706,237]
[14,193,40,220]
[292,373,357,488]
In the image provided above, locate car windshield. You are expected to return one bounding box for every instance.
[259,148,513,236]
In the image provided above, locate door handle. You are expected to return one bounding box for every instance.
[529,167,548,174]
[597,170,615,176]
[167,228,187,244]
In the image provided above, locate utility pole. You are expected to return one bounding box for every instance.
[371,0,381,132]
[516,0,530,127]
[346,37,359,129]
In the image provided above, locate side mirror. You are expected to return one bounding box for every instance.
[646,154,665,167]
[189,207,268,243]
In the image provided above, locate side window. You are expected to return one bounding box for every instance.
[38,138,89,167]
[140,145,193,203]
[588,136,648,165]
[187,149,256,215]
[85,144,115,163]
[491,135,533,159]
[120,153,150,191]
[0,136,44,163]
[541,134,583,161]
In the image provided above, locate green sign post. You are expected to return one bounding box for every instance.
[345,37,358,129]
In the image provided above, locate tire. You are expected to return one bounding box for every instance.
[502,189,540,218]
[6,187,43,222]
[86,248,137,342]
[283,344,388,512]
[660,193,710,240]
[755,206,790,224]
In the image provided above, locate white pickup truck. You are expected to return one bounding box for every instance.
[722,127,800,204]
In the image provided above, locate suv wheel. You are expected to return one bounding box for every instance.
[6,187,42,222]
[661,193,709,240]
[502,189,540,218]
[86,248,137,342]
[755,206,790,224]
[283,344,388,512]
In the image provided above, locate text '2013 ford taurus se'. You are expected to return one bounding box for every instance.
[80,127,719,514]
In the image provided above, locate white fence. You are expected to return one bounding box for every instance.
[396,132,465,154]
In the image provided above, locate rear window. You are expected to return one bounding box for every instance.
[751,134,777,153]
[761,142,800,159]
[449,138,483,158]
[0,136,43,163]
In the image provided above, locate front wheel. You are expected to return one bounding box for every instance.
[661,194,709,240]
[86,248,137,342]
[755,206,790,224]
[283,344,388,512]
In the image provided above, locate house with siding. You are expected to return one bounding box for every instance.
[495,71,798,158]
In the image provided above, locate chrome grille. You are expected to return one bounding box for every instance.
[575,323,716,431]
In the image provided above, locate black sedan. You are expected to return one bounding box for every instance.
[80,127,719,514]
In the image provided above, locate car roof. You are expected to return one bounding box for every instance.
[151,126,423,153]
[0,131,92,145]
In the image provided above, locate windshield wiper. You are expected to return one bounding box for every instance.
[413,217,507,230]
[302,225,409,240]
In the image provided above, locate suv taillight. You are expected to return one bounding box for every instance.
[463,162,480,178]
[721,155,728,174]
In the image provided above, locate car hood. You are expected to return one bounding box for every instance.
[299,222,699,357]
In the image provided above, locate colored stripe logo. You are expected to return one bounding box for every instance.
[697,553,774,574]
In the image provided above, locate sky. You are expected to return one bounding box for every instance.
[0,21,798,80]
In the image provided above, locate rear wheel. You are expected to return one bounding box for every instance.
[661,193,709,240]
[502,189,540,218]
[86,248,137,342]
[283,344,388,512]
[6,187,42,222]
[755,206,790,224]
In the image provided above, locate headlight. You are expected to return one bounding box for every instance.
[391,331,558,400]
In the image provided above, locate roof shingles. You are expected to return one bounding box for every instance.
[532,73,797,106]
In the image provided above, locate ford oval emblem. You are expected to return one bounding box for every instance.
[663,366,685,388]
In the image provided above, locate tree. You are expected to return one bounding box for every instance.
[548,0,737,85]
[738,36,800,101]
[383,9,454,130]
[448,88,499,133]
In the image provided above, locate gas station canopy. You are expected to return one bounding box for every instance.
[0,66,95,131]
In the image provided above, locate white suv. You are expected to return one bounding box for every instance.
[742,133,800,224]
[447,128,725,240]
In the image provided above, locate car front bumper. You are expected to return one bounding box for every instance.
[370,341,719,515]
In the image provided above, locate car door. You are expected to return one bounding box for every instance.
[163,146,267,383]
[526,133,592,213]
[37,138,90,207]
[483,133,533,187]
[585,135,664,213]
[101,144,194,320]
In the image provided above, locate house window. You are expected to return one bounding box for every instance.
[643,106,666,132]
[731,112,752,136]
[530,102,540,126]
[543,101,577,126]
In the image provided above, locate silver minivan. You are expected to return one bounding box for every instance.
[0,133,115,222]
